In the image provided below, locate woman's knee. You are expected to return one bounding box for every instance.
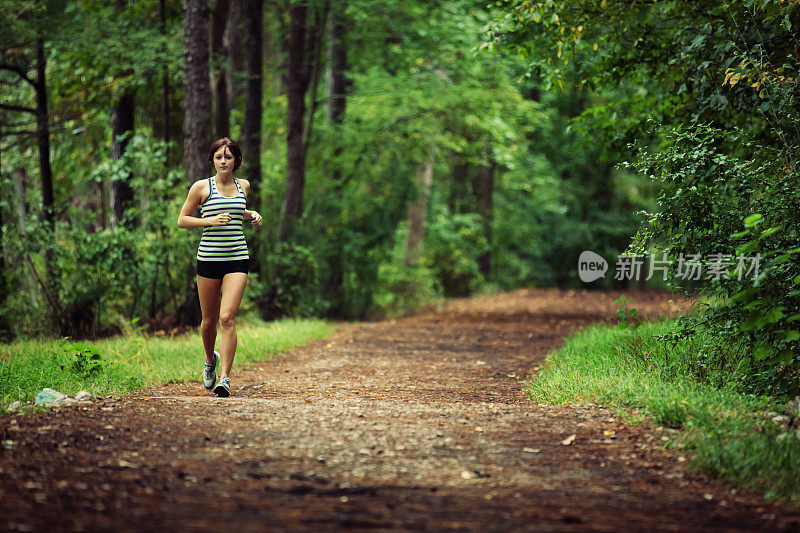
[201,316,219,330]
[219,311,236,329]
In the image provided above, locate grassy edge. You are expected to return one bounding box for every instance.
[0,316,337,415]
[526,318,800,507]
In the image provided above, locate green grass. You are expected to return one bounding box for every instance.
[0,317,335,413]
[528,319,800,505]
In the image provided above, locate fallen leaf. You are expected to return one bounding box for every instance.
[603,430,616,436]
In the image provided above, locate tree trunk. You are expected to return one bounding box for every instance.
[324,1,348,186]
[241,0,263,193]
[183,0,212,184]
[160,0,172,162]
[13,167,27,232]
[225,0,245,114]
[403,152,435,267]
[278,3,310,242]
[179,0,212,327]
[0,136,6,339]
[211,0,230,138]
[111,89,136,226]
[325,2,348,126]
[35,39,53,231]
[476,159,494,278]
[450,159,470,214]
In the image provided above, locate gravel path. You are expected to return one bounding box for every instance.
[1,289,799,531]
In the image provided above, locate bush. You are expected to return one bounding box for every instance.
[629,124,800,396]
[264,241,328,318]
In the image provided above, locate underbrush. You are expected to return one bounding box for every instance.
[528,319,800,504]
[0,317,335,413]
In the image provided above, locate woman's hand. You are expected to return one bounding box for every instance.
[209,213,232,226]
[248,210,263,227]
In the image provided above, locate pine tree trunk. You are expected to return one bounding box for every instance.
[35,40,53,231]
[211,0,230,138]
[476,159,494,278]
[178,0,212,327]
[225,0,244,113]
[182,0,212,185]
[325,1,348,184]
[160,0,171,161]
[241,0,262,194]
[0,136,6,339]
[13,167,27,232]
[403,153,435,267]
[35,38,60,322]
[325,3,348,125]
[278,3,309,242]
[111,90,136,226]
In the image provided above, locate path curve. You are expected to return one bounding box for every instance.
[2,289,799,532]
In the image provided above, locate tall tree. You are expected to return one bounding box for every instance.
[110,89,136,226]
[109,0,136,227]
[325,1,348,126]
[178,0,212,326]
[34,39,54,232]
[224,0,244,114]
[241,0,263,193]
[476,155,494,278]
[160,0,172,160]
[278,2,310,242]
[403,149,435,267]
[325,0,348,184]
[278,1,326,242]
[182,0,212,184]
[211,0,230,138]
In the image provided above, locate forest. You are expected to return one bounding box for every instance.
[1,0,798,394]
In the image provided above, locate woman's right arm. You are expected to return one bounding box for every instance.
[177,181,230,229]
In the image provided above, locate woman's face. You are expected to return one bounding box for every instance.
[213,145,235,174]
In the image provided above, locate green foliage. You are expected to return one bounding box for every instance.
[529,319,800,502]
[425,202,488,297]
[490,0,800,378]
[2,131,195,338]
[614,295,639,329]
[265,242,328,318]
[627,123,800,385]
[372,221,440,318]
[68,341,106,377]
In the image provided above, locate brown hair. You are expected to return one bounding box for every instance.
[208,138,243,171]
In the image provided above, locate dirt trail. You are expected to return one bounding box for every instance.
[2,289,799,532]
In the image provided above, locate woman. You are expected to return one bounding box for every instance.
[177,138,262,397]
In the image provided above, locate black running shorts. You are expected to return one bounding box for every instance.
[196,259,250,279]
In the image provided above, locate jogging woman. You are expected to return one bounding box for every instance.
[177,138,262,397]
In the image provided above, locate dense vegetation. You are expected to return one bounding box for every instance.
[0,0,650,340]
[490,0,800,397]
[1,0,797,397]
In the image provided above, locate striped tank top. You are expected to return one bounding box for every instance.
[197,177,249,262]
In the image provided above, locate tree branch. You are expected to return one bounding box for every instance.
[0,63,35,87]
[0,102,37,114]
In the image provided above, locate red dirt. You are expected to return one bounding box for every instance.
[2,288,799,532]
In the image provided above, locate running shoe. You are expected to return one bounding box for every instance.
[214,376,231,398]
[202,351,220,390]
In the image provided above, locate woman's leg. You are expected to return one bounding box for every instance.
[218,272,248,377]
[197,275,223,364]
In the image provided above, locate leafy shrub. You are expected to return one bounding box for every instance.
[629,124,800,396]
[264,241,328,318]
